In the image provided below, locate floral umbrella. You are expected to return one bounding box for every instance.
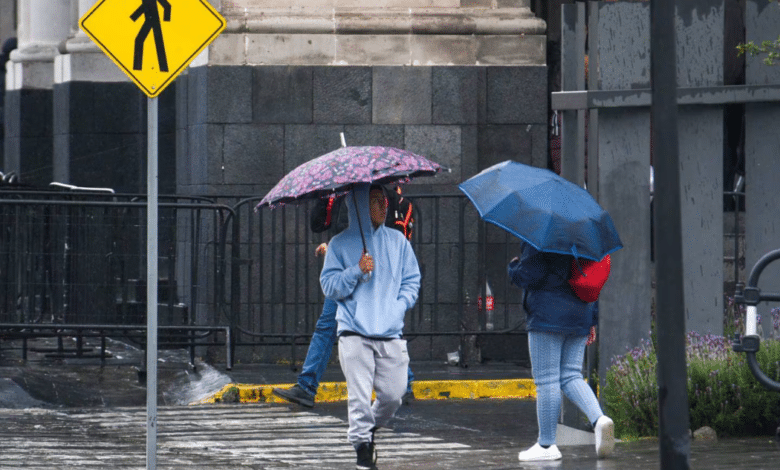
[256,146,444,252]
[256,146,443,209]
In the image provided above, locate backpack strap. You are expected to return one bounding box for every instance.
[324,195,335,227]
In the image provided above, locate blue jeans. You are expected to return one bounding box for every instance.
[298,298,415,396]
[528,330,604,447]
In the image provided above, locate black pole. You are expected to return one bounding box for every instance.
[651,1,691,468]
[351,189,367,253]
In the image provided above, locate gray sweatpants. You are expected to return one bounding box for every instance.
[338,335,409,446]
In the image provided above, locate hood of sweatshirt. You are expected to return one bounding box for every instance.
[319,183,421,338]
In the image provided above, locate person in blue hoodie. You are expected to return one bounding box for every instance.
[320,183,420,470]
[508,242,614,462]
[273,192,416,409]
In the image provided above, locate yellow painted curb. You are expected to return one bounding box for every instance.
[414,379,536,400]
[194,378,536,405]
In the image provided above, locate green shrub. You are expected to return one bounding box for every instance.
[604,336,659,439]
[605,328,780,438]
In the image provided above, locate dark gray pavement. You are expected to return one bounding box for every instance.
[2,336,780,469]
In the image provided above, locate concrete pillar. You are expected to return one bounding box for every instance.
[180,2,547,197]
[744,0,780,338]
[592,1,653,398]
[5,0,70,185]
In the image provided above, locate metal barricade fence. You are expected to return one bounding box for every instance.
[1,188,748,367]
[0,189,233,367]
[222,193,528,366]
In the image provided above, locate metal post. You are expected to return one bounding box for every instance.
[586,1,600,200]
[650,1,690,468]
[146,97,159,470]
[560,2,586,188]
[560,2,589,430]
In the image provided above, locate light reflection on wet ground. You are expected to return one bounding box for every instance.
[2,336,780,469]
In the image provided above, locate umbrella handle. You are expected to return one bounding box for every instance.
[352,189,368,254]
[571,245,584,275]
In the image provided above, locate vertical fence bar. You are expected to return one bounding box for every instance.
[457,198,466,364]
[433,197,440,334]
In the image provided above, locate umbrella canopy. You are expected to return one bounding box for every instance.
[256,146,442,209]
[458,160,622,261]
[256,145,443,254]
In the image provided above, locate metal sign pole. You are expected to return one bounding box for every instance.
[146,96,159,470]
[78,4,226,469]
[651,0,691,468]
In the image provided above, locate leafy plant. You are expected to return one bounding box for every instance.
[604,335,658,439]
[605,330,780,438]
[737,37,780,66]
[736,1,780,66]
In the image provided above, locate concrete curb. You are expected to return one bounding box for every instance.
[195,378,537,405]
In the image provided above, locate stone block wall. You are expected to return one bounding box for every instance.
[3,89,53,186]
[52,81,177,193]
[176,64,549,198]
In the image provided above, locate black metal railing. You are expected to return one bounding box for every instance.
[1,186,749,368]
[0,189,234,368]
[220,193,527,366]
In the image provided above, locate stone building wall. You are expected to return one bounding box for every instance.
[177,1,548,198]
[2,0,549,363]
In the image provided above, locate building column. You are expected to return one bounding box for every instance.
[5,0,70,185]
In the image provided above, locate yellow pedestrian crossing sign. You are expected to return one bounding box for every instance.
[80,0,226,98]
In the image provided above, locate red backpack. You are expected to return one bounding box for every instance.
[568,255,611,303]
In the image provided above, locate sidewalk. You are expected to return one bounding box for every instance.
[0,336,536,407]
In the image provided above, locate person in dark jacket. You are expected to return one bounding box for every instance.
[508,242,614,462]
[272,195,348,407]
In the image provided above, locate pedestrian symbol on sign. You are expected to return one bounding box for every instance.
[131,0,171,72]
[80,0,226,98]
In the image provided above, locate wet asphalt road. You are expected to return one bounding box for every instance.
[2,399,779,470]
[309,399,780,470]
[2,337,780,469]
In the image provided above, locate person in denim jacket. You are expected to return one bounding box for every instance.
[508,242,614,462]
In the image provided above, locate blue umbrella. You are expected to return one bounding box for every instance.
[458,160,622,261]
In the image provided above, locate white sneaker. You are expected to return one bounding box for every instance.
[518,443,562,461]
[594,415,615,458]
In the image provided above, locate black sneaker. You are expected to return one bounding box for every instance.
[355,441,377,470]
[271,384,315,408]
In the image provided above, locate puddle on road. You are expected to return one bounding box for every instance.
[161,359,232,405]
[0,337,232,408]
[0,378,49,408]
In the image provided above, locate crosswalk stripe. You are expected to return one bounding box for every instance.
[0,404,483,468]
